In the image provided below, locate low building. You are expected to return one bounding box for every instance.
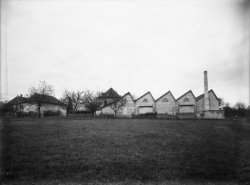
[5,93,67,117]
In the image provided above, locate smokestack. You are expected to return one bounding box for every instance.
[204,71,209,111]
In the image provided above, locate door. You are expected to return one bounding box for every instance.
[138,107,153,114]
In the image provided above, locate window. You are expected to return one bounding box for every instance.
[162,98,168,102]
[143,98,148,102]
[183,98,189,102]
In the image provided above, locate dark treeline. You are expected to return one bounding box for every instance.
[223,105,250,119]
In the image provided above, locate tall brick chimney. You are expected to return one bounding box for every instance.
[204,71,209,111]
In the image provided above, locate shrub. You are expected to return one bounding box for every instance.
[43,110,61,117]
[135,112,157,119]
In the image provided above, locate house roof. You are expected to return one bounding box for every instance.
[135,91,155,102]
[27,93,65,106]
[196,89,220,101]
[176,90,196,101]
[7,93,65,106]
[155,91,176,102]
[100,88,120,99]
[100,92,133,109]
[7,96,28,105]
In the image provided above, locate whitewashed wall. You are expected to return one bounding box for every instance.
[176,91,196,114]
[135,93,155,115]
[22,103,66,116]
[116,93,135,117]
[156,92,176,115]
[196,91,220,115]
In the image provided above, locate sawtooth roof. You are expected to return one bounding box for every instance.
[155,91,176,102]
[196,89,220,101]
[135,91,155,102]
[176,90,196,101]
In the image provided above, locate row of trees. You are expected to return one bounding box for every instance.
[61,90,103,115]
[1,81,249,119]
[30,81,127,116]
[0,81,127,117]
[61,90,127,117]
[222,101,250,118]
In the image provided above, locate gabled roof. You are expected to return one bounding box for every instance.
[155,91,175,102]
[121,92,134,100]
[196,89,220,101]
[7,96,28,105]
[176,90,196,101]
[100,92,133,109]
[135,91,155,102]
[100,88,120,99]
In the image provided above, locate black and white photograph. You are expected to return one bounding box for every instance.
[0,0,249,184]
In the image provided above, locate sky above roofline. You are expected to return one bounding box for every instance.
[0,0,249,106]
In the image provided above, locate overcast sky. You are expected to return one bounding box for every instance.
[1,0,249,106]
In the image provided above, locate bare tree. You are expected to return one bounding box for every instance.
[29,81,54,118]
[83,90,103,115]
[234,101,246,109]
[218,97,225,107]
[61,90,73,116]
[62,90,84,114]
[109,98,127,117]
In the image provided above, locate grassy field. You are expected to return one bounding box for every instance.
[1,118,250,185]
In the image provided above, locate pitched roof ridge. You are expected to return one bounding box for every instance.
[195,89,219,101]
[101,92,133,108]
[155,91,176,102]
[121,92,133,99]
[135,91,155,101]
[176,90,196,101]
[101,87,120,98]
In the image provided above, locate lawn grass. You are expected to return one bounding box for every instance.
[1,118,250,184]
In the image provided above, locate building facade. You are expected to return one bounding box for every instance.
[155,91,176,115]
[6,94,67,117]
[97,71,224,119]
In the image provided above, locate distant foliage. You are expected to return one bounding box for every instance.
[109,98,127,117]
[224,102,250,118]
[0,100,8,115]
[61,90,84,115]
[29,80,54,97]
[29,81,55,118]
[43,110,61,117]
[82,90,104,115]
[135,112,157,119]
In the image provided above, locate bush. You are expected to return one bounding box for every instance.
[15,111,38,117]
[100,114,115,118]
[224,106,249,118]
[135,112,157,119]
[43,110,61,117]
